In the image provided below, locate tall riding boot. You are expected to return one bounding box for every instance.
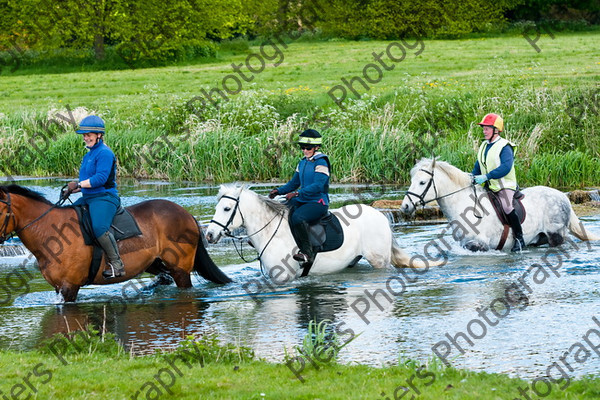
[97,231,126,279]
[507,210,525,252]
[291,222,314,264]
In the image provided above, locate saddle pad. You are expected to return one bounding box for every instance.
[309,213,344,253]
[71,205,142,246]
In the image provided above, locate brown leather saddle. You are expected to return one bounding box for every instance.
[487,190,526,250]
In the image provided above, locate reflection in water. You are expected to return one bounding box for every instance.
[295,283,349,329]
[0,178,599,381]
[39,292,212,354]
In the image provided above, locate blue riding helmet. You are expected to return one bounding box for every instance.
[76,115,105,134]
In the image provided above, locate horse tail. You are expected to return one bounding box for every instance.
[391,242,438,268]
[193,220,233,284]
[568,209,600,241]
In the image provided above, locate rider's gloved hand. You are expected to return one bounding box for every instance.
[473,175,488,185]
[67,181,81,193]
[285,192,299,201]
[268,188,279,199]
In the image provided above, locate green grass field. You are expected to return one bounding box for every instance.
[1,33,598,112]
[1,344,599,399]
[0,32,599,185]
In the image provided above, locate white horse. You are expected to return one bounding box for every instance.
[206,185,437,283]
[401,158,599,251]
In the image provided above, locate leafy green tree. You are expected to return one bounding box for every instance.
[506,0,600,23]
[317,0,522,39]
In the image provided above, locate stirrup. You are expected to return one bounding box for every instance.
[102,262,125,279]
[293,253,311,263]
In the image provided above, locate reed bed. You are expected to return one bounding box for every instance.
[1,84,598,188]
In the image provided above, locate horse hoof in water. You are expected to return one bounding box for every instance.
[464,241,489,252]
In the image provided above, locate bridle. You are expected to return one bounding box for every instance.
[210,194,285,265]
[405,167,438,209]
[210,195,243,237]
[0,192,16,245]
[0,186,69,244]
[404,163,483,218]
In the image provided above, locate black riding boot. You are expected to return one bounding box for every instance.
[97,231,126,279]
[507,210,525,252]
[291,222,314,265]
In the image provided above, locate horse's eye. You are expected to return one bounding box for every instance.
[419,181,426,185]
[224,207,231,212]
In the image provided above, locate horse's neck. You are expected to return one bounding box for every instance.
[12,196,72,254]
[435,169,479,220]
[239,191,292,248]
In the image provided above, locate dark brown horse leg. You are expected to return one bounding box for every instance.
[173,271,193,288]
[60,284,81,302]
[170,270,192,288]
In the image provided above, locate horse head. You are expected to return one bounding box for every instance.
[401,158,440,215]
[206,184,246,244]
[0,186,18,244]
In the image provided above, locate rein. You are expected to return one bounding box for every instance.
[0,186,69,244]
[211,194,286,267]
[405,167,484,218]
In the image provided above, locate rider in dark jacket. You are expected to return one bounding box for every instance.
[67,115,125,278]
[269,129,330,267]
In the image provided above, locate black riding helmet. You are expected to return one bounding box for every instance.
[297,129,322,147]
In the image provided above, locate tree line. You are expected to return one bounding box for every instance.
[0,0,597,67]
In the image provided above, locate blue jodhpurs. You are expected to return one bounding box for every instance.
[287,198,328,226]
[74,192,121,238]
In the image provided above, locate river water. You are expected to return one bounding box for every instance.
[1,177,599,381]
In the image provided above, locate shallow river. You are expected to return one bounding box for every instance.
[1,177,599,381]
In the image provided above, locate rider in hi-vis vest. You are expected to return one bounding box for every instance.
[471,113,525,252]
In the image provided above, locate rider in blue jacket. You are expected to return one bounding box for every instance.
[67,115,125,279]
[269,129,330,266]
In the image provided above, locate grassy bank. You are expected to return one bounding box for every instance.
[1,343,599,399]
[0,32,599,186]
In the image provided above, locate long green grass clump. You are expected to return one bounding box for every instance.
[1,33,599,187]
[0,84,598,187]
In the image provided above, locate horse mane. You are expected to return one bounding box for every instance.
[0,184,53,205]
[261,195,289,215]
[217,183,288,215]
[413,158,472,187]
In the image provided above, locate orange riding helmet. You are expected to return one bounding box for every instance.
[477,113,504,132]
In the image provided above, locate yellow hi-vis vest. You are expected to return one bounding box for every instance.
[477,137,517,192]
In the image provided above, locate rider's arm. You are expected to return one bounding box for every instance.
[299,159,329,197]
[472,160,481,176]
[277,168,301,195]
[486,145,514,180]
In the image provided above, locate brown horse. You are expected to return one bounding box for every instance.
[0,185,231,302]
